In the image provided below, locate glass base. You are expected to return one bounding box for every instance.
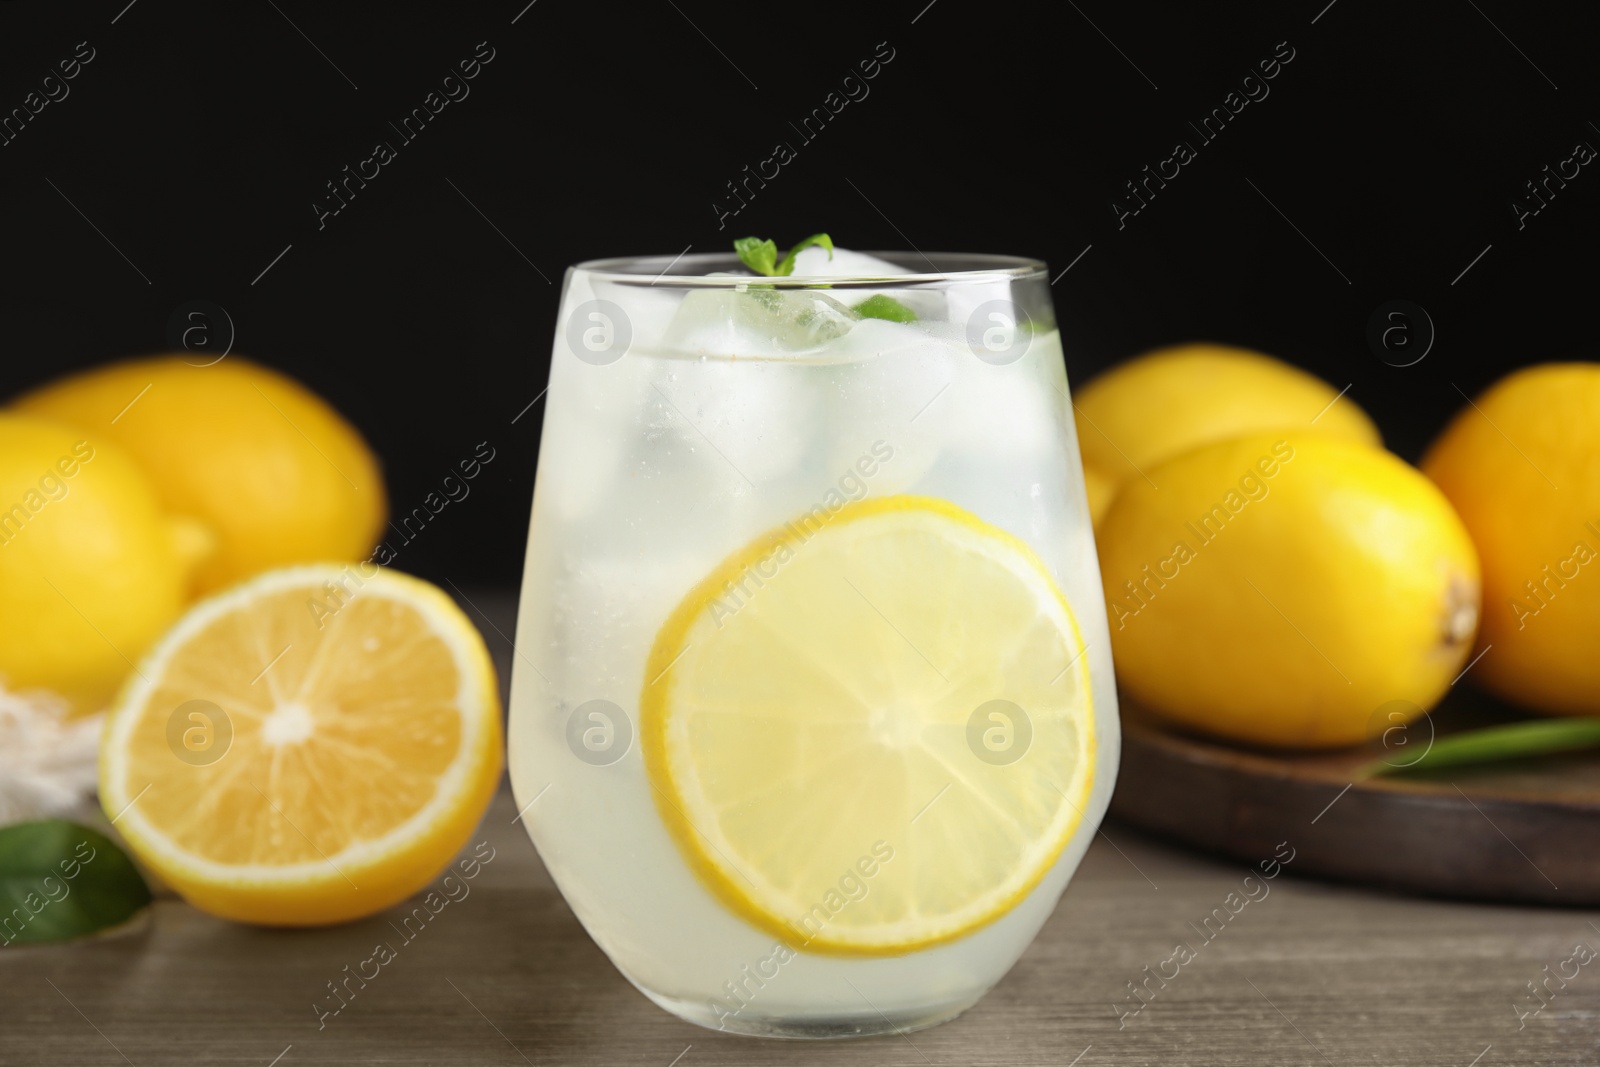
[638,985,984,1040]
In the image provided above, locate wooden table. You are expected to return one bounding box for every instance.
[5,594,1598,1066]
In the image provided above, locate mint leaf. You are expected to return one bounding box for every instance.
[734,237,779,276]
[0,821,151,946]
[774,234,834,276]
[733,233,834,277]
[854,294,917,323]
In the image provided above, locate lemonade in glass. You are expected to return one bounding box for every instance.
[509,242,1119,1038]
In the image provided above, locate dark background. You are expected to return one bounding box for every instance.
[0,0,1593,587]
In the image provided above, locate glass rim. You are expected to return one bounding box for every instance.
[571,251,1049,288]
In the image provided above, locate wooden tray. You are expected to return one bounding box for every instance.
[1109,687,1600,905]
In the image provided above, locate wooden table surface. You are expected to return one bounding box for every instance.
[5,594,1598,1066]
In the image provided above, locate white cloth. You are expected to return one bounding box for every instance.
[0,682,101,827]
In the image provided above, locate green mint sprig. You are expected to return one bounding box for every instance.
[730,234,918,322]
[734,233,834,277]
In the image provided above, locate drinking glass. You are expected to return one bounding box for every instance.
[509,251,1120,1038]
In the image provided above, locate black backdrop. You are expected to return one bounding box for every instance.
[0,1,1593,586]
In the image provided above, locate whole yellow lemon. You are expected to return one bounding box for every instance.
[1099,434,1479,748]
[1422,363,1600,716]
[1074,344,1381,517]
[14,357,386,596]
[0,414,189,713]
[1082,461,1117,527]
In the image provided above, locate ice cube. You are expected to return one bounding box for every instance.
[650,357,817,485]
[943,349,1062,460]
[789,245,944,322]
[824,330,959,494]
[944,278,1017,332]
[663,288,858,357]
[830,316,936,361]
[534,352,649,522]
[789,246,909,279]
[593,281,680,358]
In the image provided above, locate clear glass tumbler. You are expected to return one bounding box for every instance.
[509,251,1119,1038]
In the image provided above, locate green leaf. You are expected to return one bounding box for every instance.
[1362,717,1600,778]
[733,236,779,277]
[733,233,834,277]
[774,233,834,277]
[0,821,152,946]
[854,294,917,323]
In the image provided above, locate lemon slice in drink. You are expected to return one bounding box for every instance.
[642,496,1094,955]
[100,565,503,926]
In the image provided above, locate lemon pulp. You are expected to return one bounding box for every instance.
[100,565,502,926]
[641,495,1095,955]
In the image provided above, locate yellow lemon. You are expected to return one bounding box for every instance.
[0,414,190,714]
[1074,344,1381,515]
[642,495,1095,954]
[1082,461,1118,527]
[99,565,502,925]
[14,357,386,596]
[1423,363,1600,716]
[1099,435,1479,748]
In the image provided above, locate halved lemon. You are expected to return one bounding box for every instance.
[100,565,503,926]
[642,495,1095,955]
